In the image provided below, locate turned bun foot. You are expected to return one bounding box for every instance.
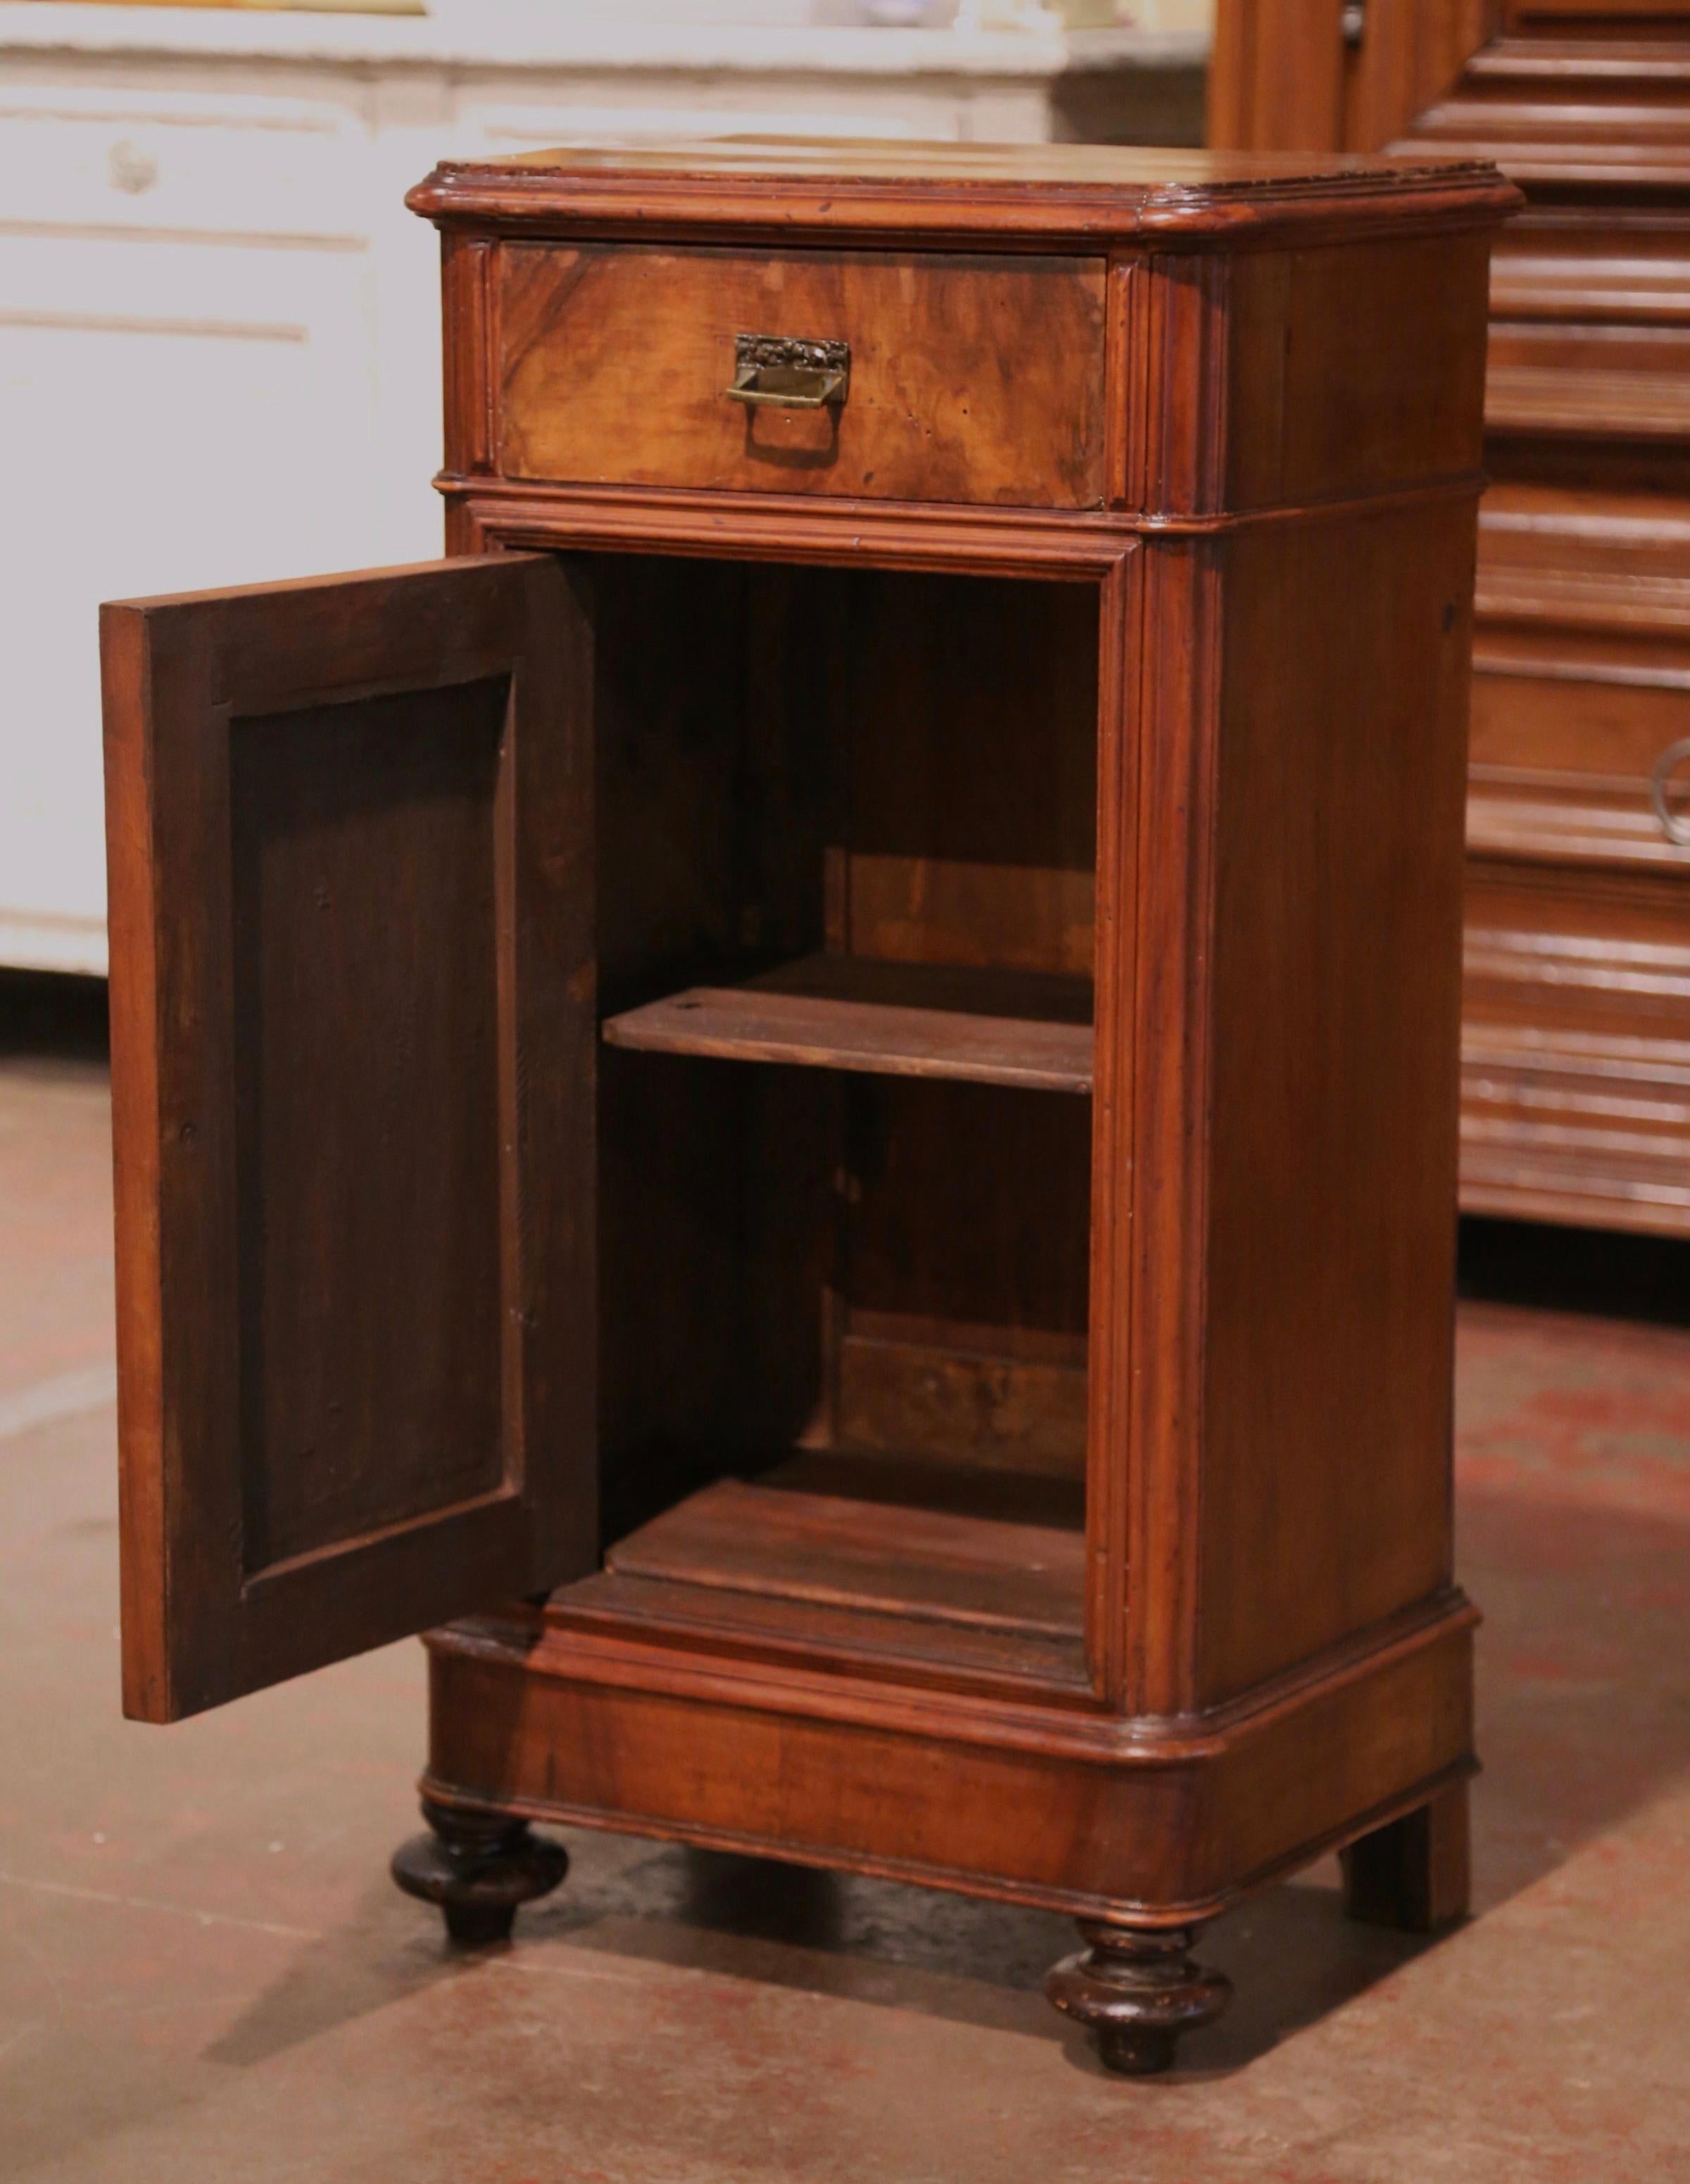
[391,1797,568,1947]
[1047,1920,1231,2076]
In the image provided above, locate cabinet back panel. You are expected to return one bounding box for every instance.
[595,1052,835,1546]
[840,572,1098,976]
[593,556,840,1008]
[229,681,507,1573]
[835,1078,1090,1477]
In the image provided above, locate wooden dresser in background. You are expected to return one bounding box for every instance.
[1213,1,1690,1237]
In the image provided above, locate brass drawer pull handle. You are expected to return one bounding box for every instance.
[1650,734,1690,845]
[726,334,850,411]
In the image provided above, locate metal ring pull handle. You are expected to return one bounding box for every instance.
[1650,733,1690,845]
[726,333,850,412]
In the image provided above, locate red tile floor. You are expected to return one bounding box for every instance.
[1,982,1686,2182]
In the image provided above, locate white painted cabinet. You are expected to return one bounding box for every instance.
[0,4,1204,972]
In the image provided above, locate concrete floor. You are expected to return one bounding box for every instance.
[1,1013,1688,2182]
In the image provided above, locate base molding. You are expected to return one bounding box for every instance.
[420,1590,1476,1924]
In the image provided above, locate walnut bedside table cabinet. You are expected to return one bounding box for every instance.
[99,141,1516,2076]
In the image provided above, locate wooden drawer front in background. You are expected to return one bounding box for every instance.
[1473,658,1690,789]
[497,244,1108,509]
[1468,649,1690,874]
[1462,866,1690,1235]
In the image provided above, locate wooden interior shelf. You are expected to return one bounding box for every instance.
[600,954,1095,1094]
[556,1463,1089,1690]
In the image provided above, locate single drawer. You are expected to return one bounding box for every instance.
[496,242,1108,509]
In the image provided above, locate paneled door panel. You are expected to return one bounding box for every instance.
[101,555,596,1722]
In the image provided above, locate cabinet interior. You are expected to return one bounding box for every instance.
[569,553,1102,1686]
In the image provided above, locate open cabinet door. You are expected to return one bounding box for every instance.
[102,555,596,1722]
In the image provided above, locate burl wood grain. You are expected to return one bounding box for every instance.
[497,244,1109,509]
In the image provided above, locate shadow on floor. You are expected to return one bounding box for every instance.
[1456,1219,1690,1903]
[1461,1212,1690,1329]
[203,1835,1434,2083]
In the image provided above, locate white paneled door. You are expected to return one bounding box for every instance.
[0,84,426,974]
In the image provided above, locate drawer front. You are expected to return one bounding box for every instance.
[1468,640,1690,874]
[1461,865,1690,1235]
[1465,865,1690,1028]
[496,244,1108,508]
[1472,657,1690,788]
